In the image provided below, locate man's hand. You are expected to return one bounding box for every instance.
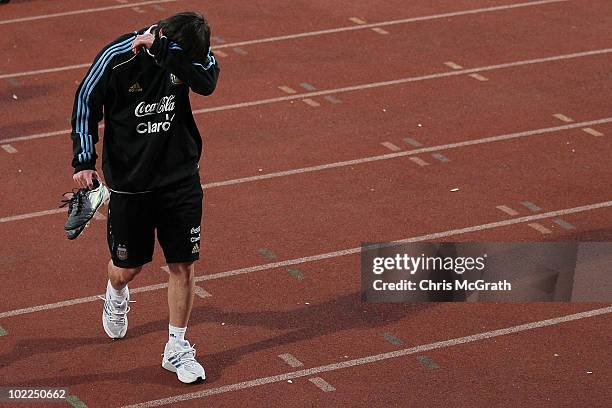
[73,170,99,189]
[132,32,156,54]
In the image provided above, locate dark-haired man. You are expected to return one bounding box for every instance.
[69,12,219,383]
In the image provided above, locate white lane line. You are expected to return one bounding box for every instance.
[496,205,519,216]
[1,129,71,144]
[582,128,604,137]
[4,47,612,145]
[469,73,489,81]
[3,199,612,320]
[0,116,611,229]
[0,208,65,223]
[308,377,336,392]
[278,353,336,391]
[0,64,92,81]
[0,0,570,80]
[278,353,304,368]
[409,157,430,166]
[371,27,389,35]
[189,48,612,114]
[444,61,464,70]
[528,222,552,234]
[381,142,402,152]
[119,306,612,407]
[213,50,228,58]
[1,144,17,153]
[0,0,177,25]
[2,117,612,225]
[220,0,568,49]
[553,113,574,123]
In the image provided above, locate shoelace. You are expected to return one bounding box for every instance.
[166,344,199,369]
[98,295,135,325]
[59,189,87,215]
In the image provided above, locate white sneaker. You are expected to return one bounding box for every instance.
[100,286,131,339]
[162,340,206,383]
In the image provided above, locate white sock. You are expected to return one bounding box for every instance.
[107,280,127,300]
[169,324,187,344]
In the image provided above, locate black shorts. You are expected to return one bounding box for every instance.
[107,175,203,268]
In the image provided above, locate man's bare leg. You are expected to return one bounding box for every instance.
[167,262,195,328]
[162,262,205,383]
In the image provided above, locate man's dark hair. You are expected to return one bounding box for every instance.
[156,12,211,61]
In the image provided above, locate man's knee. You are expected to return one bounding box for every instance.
[167,262,195,280]
[109,261,142,285]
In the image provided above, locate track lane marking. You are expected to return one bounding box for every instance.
[302,98,320,107]
[521,201,542,212]
[119,306,612,407]
[0,0,177,25]
[278,353,304,368]
[431,153,450,162]
[409,157,430,166]
[278,86,297,94]
[553,218,576,230]
[308,377,336,392]
[0,208,65,223]
[1,144,17,153]
[496,205,519,216]
[349,17,367,25]
[469,73,489,81]
[2,117,612,224]
[553,113,574,123]
[527,223,552,234]
[381,142,401,152]
[444,62,464,70]
[4,46,611,145]
[2,199,612,320]
[403,137,423,147]
[371,27,389,35]
[582,128,604,137]
[0,0,570,79]
[417,355,441,370]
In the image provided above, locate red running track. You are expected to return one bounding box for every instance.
[0,0,611,407]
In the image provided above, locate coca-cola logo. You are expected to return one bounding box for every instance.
[135,95,176,117]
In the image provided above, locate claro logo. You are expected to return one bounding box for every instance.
[135,95,176,117]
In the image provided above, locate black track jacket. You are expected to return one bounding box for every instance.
[70,26,220,192]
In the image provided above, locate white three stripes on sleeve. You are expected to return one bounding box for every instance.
[76,36,135,164]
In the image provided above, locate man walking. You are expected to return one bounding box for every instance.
[69,11,219,383]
